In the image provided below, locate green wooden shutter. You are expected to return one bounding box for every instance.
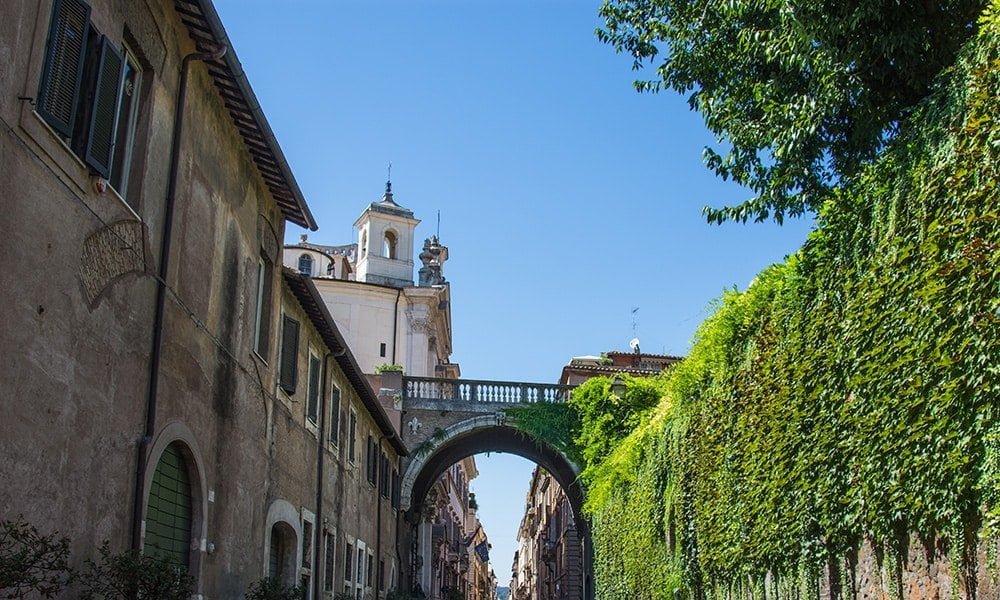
[279,316,299,394]
[84,36,125,179]
[144,443,192,568]
[37,0,91,138]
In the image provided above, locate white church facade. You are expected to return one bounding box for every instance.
[281,181,459,380]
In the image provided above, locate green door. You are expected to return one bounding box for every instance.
[144,443,193,568]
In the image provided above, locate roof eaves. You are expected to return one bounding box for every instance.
[172,0,317,231]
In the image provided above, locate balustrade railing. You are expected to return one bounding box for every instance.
[402,376,573,404]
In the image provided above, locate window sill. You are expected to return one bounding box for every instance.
[21,110,143,223]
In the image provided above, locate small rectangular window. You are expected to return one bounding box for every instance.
[366,551,374,589]
[348,411,357,464]
[279,315,299,394]
[379,342,386,358]
[391,469,400,510]
[356,547,364,584]
[306,352,321,424]
[323,531,335,592]
[344,541,353,584]
[301,519,313,570]
[329,387,341,446]
[366,436,377,486]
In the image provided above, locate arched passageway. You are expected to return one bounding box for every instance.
[398,423,593,600]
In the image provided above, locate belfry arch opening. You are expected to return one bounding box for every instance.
[398,423,593,600]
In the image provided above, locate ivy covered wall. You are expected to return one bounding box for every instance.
[513,4,999,598]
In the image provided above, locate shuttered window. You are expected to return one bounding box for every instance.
[143,443,192,569]
[83,36,125,179]
[279,316,299,394]
[329,387,340,445]
[366,436,377,485]
[307,352,320,423]
[37,0,90,138]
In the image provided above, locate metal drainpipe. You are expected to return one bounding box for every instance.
[131,44,227,553]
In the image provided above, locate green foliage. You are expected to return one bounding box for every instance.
[0,517,73,598]
[375,363,404,373]
[576,5,1000,597]
[79,542,193,600]
[504,401,580,464]
[598,0,984,224]
[246,577,303,600]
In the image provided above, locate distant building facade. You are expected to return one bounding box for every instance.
[558,349,682,386]
[510,468,582,600]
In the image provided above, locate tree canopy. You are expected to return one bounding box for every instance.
[597,0,984,223]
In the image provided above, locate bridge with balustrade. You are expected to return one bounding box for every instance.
[384,374,592,600]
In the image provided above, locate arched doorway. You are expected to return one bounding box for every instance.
[144,442,194,568]
[399,424,593,600]
[268,521,298,585]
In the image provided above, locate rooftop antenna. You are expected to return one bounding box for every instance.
[437,210,441,238]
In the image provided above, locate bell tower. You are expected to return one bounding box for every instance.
[354,179,420,287]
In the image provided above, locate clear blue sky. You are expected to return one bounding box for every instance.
[214,0,814,583]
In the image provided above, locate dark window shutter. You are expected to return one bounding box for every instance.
[279,316,299,394]
[84,36,125,179]
[307,354,320,422]
[329,388,340,444]
[37,0,91,138]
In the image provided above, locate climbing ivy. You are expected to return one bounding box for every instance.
[522,4,1000,597]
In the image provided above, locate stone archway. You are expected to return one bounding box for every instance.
[396,416,593,600]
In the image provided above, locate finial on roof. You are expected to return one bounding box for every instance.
[381,161,397,204]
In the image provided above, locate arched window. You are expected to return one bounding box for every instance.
[144,442,193,569]
[298,253,313,276]
[383,230,397,259]
[269,521,297,584]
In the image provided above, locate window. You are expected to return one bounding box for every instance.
[254,256,273,359]
[323,531,335,593]
[348,411,357,464]
[37,0,144,200]
[391,469,400,510]
[301,517,314,570]
[328,386,341,446]
[366,550,374,589]
[278,315,299,394]
[306,351,320,424]
[383,230,397,259]
[379,452,390,498]
[298,253,313,276]
[379,559,385,592]
[360,231,367,257]
[356,546,365,585]
[344,540,353,588]
[366,436,377,486]
[379,342,386,358]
